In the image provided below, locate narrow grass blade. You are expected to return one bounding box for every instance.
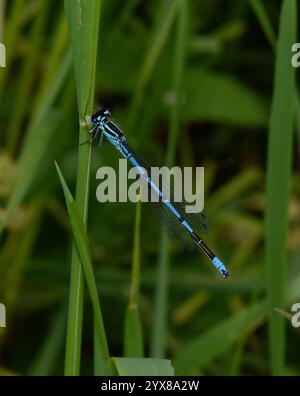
[63,0,101,375]
[0,51,72,238]
[151,0,187,358]
[128,0,177,130]
[174,301,267,374]
[172,291,209,326]
[106,0,140,45]
[183,68,268,127]
[7,0,50,155]
[173,266,300,375]
[24,50,72,149]
[32,14,69,114]
[248,0,276,49]
[0,0,4,40]
[64,0,101,117]
[265,0,296,375]
[55,162,110,374]
[3,199,43,309]
[248,0,300,157]
[0,114,59,235]
[28,306,67,376]
[110,357,174,376]
[124,200,144,357]
[207,168,261,215]
[124,306,144,358]
[228,342,246,376]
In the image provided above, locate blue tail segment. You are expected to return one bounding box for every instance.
[212,257,230,278]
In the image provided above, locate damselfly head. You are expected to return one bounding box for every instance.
[91,107,111,126]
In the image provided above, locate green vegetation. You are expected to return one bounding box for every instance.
[0,0,299,376]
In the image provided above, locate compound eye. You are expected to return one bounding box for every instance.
[90,114,96,125]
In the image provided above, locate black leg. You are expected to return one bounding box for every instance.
[81,118,103,147]
[98,133,104,147]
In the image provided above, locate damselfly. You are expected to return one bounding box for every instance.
[87,107,230,278]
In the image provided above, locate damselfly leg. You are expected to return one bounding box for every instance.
[81,117,104,147]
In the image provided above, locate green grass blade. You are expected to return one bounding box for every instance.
[124,306,144,358]
[127,0,177,130]
[106,0,140,45]
[0,112,59,233]
[2,200,43,309]
[110,357,174,376]
[7,0,50,155]
[64,0,101,117]
[55,162,110,374]
[151,0,187,358]
[151,233,170,358]
[124,200,144,357]
[63,0,101,375]
[28,306,66,376]
[173,267,300,375]
[248,0,276,49]
[0,0,4,40]
[0,51,72,238]
[32,14,69,115]
[228,342,246,376]
[173,302,267,374]
[24,50,72,148]
[248,0,300,156]
[295,96,300,150]
[183,68,268,127]
[207,168,261,215]
[265,0,296,375]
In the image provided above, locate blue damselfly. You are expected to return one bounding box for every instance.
[87,108,229,278]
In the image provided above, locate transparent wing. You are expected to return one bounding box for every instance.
[125,144,209,250]
[152,200,194,252]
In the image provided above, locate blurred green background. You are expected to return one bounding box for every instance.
[0,0,300,376]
